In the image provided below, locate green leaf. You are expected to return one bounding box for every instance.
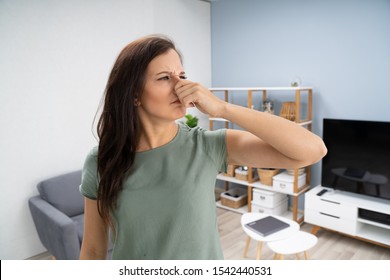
[184,114,198,128]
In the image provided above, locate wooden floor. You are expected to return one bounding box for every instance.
[217,208,390,260]
[29,208,390,260]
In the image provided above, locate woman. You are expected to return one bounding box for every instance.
[79,35,327,260]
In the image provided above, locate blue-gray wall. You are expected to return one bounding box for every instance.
[211,0,390,188]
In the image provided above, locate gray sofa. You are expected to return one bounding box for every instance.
[28,170,112,259]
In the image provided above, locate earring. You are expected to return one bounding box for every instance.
[134,99,141,107]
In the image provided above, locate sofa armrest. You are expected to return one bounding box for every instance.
[28,196,81,260]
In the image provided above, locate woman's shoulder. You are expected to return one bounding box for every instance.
[178,123,225,142]
[83,146,98,168]
[87,146,98,157]
[178,122,207,138]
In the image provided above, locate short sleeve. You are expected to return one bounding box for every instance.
[79,146,99,200]
[198,128,228,173]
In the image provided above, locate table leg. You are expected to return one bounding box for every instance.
[304,251,309,260]
[256,241,263,260]
[243,236,251,257]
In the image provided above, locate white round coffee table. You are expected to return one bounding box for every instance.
[267,230,318,260]
[241,213,300,260]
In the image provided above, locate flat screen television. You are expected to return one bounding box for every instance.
[321,118,390,201]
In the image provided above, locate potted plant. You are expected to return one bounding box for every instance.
[184,114,198,128]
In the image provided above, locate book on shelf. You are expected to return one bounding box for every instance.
[244,216,290,237]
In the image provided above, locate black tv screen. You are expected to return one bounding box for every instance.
[321,118,390,200]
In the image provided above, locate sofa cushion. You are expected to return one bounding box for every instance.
[71,213,84,244]
[37,170,83,217]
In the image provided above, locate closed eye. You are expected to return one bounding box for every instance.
[157,75,187,81]
[157,76,170,81]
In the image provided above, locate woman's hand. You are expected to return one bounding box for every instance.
[174,79,226,117]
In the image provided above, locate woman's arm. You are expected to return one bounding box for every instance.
[79,198,109,260]
[174,81,327,169]
[222,104,327,169]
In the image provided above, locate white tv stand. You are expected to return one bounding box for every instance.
[305,186,390,248]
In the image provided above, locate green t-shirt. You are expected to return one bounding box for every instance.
[80,124,227,259]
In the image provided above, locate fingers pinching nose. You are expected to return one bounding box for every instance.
[171,74,183,90]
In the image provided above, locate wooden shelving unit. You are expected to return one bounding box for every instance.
[210,87,313,224]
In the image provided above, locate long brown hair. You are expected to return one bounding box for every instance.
[96,35,182,229]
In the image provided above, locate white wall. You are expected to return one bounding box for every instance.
[0,0,211,259]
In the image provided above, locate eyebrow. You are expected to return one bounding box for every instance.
[155,71,186,76]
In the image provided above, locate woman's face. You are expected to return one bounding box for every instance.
[138,49,187,123]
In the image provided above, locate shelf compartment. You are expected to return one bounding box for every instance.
[357,218,390,230]
[356,222,390,246]
[251,181,310,197]
[216,200,248,214]
[217,173,251,187]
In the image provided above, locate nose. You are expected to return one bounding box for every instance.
[169,74,180,96]
[170,74,182,92]
[170,73,181,82]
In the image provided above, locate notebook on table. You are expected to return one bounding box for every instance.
[244,216,290,237]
